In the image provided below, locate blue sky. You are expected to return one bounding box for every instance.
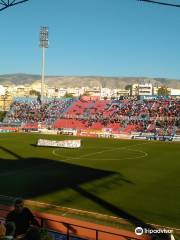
[0,0,180,78]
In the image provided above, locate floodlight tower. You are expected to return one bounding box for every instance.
[39,26,49,103]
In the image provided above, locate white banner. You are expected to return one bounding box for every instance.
[37,139,81,148]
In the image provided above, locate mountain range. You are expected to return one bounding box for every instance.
[0,74,180,89]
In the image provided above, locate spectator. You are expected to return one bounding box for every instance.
[2,222,16,240]
[6,198,40,237]
[25,226,41,240]
[0,222,6,238]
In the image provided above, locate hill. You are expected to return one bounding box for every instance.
[0,74,180,89]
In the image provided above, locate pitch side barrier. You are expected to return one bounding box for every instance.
[139,95,180,100]
[132,135,180,142]
[0,207,145,240]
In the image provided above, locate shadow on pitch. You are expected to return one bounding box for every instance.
[0,145,158,233]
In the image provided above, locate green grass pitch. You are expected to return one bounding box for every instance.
[0,133,179,229]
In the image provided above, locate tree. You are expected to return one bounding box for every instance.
[134,86,139,96]
[63,93,74,98]
[29,90,40,96]
[125,85,132,96]
[83,91,90,96]
[125,85,132,91]
[157,86,170,96]
[0,111,6,122]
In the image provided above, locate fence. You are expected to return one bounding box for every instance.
[0,207,145,240]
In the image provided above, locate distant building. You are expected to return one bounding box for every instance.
[66,87,85,97]
[132,83,153,96]
[30,83,48,97]
[100,88,111,99]
[0,85,6,96]
[47,87,59,98]
[0,93,13,111]
[1,81,179,100]
[84,87,101,98]
[170,88,180,96]
[59,88,67,97]
[111,89,130,98]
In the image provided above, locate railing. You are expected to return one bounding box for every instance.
[39,217,141,240]
[0,207,144,240]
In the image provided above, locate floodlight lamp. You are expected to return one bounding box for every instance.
[39,26,49,48]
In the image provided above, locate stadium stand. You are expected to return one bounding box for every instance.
[3,97,180,136]
[3,98,75,125]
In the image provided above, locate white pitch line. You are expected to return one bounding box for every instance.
[52,142,150,161]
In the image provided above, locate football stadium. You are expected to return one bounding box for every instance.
[0,96,180,240]
[0,1,180,240]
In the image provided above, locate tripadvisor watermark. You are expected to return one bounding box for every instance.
[135,227,173,236]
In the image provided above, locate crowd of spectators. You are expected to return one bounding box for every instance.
[4,98,74,125]
[61,98,179,134]
[3,97,180,135]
